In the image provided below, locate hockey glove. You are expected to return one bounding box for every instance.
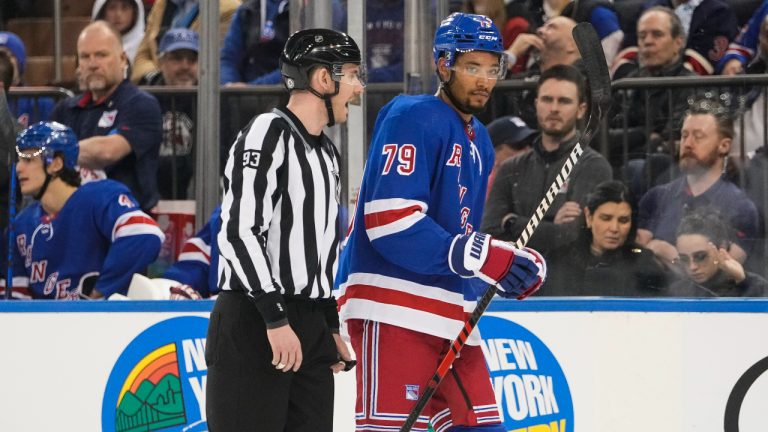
[169,284,203,300]
[449,232,546,300]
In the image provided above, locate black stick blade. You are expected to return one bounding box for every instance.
[572,22,612,143]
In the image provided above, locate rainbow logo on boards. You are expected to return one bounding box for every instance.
[102,316,209,432]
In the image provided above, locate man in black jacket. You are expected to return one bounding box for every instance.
[482,64,613,256]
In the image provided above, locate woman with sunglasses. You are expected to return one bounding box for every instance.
[541,180,671,296]
[670,210,768,297]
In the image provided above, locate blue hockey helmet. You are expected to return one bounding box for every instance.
[16,121,79,169]
[433,13,505,69]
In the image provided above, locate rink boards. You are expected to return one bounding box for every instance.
[0,298,766,432]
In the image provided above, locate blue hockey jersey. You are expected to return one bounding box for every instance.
[1,180,164,299]
[163,206,221,298]
[335,94,494,344]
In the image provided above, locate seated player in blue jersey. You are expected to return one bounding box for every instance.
[161,206,222,299]
[1,122,164,299]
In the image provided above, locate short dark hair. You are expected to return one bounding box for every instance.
[684,99,734,140]
[0,50,13,94]
[56,165,82,188]
[537,63,587,103]
[641,6,685,40]
[676,208,731,247]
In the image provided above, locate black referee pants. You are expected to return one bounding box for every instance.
[205,291,338,432]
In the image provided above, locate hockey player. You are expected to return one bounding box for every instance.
[161,206,221,299]
[335,13,547,432]
[1,122,164,299]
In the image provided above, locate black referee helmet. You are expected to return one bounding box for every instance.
[280,28,362,92]
[280,28,363,126]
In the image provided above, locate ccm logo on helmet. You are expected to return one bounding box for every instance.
[478,35,498,41]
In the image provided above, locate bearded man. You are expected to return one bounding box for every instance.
[636,99,759,266]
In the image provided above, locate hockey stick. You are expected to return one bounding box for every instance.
[1,89,19,300]
[399,23,611,431]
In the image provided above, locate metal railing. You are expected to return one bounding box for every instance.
[10,74,768,219]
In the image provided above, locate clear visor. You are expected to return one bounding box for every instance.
[332,63,367,87]
[449,50,507,79]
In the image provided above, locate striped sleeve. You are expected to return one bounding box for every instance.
[97,195,164,297]
[178,237,212,265]
[218,113,290,326]
[717,1,768,72]
[112,210,165,241]
[162,209,217,297]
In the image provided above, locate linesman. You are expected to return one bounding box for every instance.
[205,29,365,431]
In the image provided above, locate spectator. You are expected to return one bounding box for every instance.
[665,0,738,74]
[636,99,759,267]
[505,15,579,74]
[669,209,768,296]
[0,31,54,126]
[220,0,289,86]
[461,0,526,49]
[482,64,613,255]
[485,114,535,187]
[52,21,163,211]
[542,180,671,296]
[609,7,699,165]
[618,0,738,75]
[719,0,768,75]
[1,122,163,299]
[130,0,240,82]
[504,16,581,127]
[499,0,541,48]
[162,206,221,298]
[91,0,146,64]
[545,0,624,65]
[740,103,768,276]
[729,13,768,157]
[334,0,404,82]
[139,28,198,199]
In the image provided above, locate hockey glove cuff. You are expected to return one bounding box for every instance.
[169,284,203,300]
[449,232,547,299]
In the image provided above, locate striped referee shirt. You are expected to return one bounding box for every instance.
[218,107,342,327]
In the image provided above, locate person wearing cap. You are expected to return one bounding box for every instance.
[51,21,162,211]
[486,115,536,189]
[130,0,240,82]
[205,28,364,431]
[0,31,55,126]
[139,28,199,87]
[138,28,198,199]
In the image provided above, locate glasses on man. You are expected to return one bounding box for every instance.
[675,250,710,266]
